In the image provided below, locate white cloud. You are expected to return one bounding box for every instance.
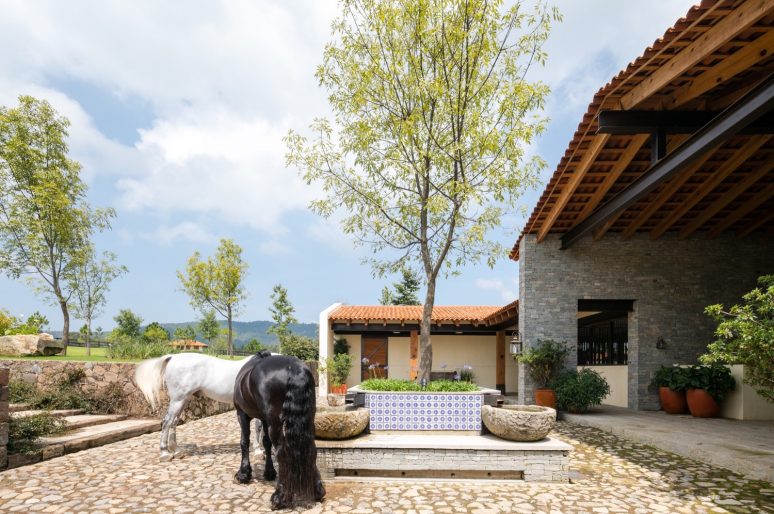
[258,240,291,256]
[141,222,215,246]
[475,278,517,303]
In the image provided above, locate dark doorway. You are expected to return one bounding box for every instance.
[577,300,632,366]
[361,336,388,380]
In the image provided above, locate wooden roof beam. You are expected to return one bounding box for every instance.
[537,134,610,242]
[620,0,773,110]
[678,156,774,239]
[708,181,774,236]
[562,75,774,249]
[668,29,774,109]
[650,135,771,239]
[738,209,774,237]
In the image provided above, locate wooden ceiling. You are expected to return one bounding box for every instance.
[511,0,774,260]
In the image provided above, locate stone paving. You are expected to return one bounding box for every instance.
[0,412,772,513]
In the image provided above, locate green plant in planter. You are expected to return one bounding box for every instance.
[686,364,735,402]
[321,353,352,387]
[650,366,689,392]
[553,369,610,413]
[516,339,569,387]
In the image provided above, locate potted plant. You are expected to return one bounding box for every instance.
[650,366,689,414]
[685,364,736,418]
[321,353,352,395]
[516,339,569,408]
[553,368,610,413]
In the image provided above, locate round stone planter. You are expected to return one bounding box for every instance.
[314,406,370,440]
[481,405,556,442]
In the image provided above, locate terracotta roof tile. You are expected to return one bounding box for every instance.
[330,303,517,325]
[170,339,208,347]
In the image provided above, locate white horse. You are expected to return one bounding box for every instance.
[134,352,264,461]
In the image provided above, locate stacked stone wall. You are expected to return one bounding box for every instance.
[0,360,232,420]
[0,367,8,468]
[518,232,774,409]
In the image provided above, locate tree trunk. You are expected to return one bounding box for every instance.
[59,299,69,356]
[418,277,436,384]
[227,306,233,357]
[86,316,92,356]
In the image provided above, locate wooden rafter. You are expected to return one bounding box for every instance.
[708,181,774,236]
[650,135,771,239]
[575,134,649,223]
[620,0,774,110]
[738,209,774,236]
[620,148,717,239]
[668,29,774,108]
[537,134,610,242]
[678,156,774,238]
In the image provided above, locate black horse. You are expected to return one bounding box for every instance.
[233,351,325,510]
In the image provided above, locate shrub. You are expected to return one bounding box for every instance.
[457,364,475,382]
[686,364,736,402]
[8,413,68,454]
[650,366,690,392]
[553,369,610,413]
[282,334,319,361]
[516,339,569,387]
[333,337,350,355]
[32,368,91,411]
[321,353,352,386]
[88,382,128,414]
[703,274,774,403]
[106,335,176,359]
[360,378,478,392]
[9,380,37,404]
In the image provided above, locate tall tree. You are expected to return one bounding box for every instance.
[267,284,297,354]
[178,238,247,357]
[286,0,557,380]
[198,310,220,345]
[0,95,114,351]
[378,286,394,306]
[173,325,197,341]
[392,269,421,305]
[68,249,127,355]
[143,321,170,342]
[112,309,143,339]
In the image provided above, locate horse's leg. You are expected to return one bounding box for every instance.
[261,419,276,481]
[268,417,286,509]
[158,405,173,461]
[159,398,186,461]
[253,418,264,459]
[168,398,189,458]
[234,410,253,484]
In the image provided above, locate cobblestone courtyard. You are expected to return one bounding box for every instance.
[0,412,771,513]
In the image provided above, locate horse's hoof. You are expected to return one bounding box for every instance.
[159,452,173,462]
[172,449,186,460]
[235,471,252,484]
[263,469,277,482]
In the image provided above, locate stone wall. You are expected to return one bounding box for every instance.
[518,232,773,410]
[0,367,8,468]
[0,360,232,420]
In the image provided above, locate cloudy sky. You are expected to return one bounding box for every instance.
[0,0,696,329]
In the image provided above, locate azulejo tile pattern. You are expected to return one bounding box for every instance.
[365,392,483,430]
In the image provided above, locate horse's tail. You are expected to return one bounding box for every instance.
[134,355,173,411]
[279,362,323,506]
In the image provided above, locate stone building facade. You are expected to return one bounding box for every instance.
[517,233,774,410]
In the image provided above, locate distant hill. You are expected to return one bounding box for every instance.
[161,320,318,349]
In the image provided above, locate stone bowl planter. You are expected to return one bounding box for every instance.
[481,405,556,442]
[315,405,370,440]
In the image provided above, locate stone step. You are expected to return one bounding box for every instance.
[9,403,31,412]
[11,408,86,419]
[60,414,128,430]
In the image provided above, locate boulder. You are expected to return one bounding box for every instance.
[0,333,64,356]
[315,406,369,440]
[481,404,556,442]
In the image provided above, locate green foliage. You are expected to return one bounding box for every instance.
[360,378,478,392]
[650,366,690,392]
[516,339,570,387]
[457,365,475,383]
[378,286,393,306]
[107,334,177,360]
[0,95,114,346]
[286,0,559,381]
[178,238,248,356]
[8,413,67,454]
[333,337,350,355]
[87,381,127,414]
[9,380,36,403]
[143,322,170,342]
[379,269,422,305]
[554,369,610,413]
[29,368,91,411]
[243,338,265,353]
[172,325,197,341]
[0,310,50,335]
[112,309,143,339]
[686,364,736,403]
[0,308,14,335]
[198,310,220,343]
[268,283,297,353]
[321,353,352,386]
[702,274,774,403]
[282,333,318,361]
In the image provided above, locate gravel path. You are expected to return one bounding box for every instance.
[0,412,771,513]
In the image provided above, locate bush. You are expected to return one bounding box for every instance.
[106,335,176,359]
[282,334,319,361]
[516,339,569,387]
[457,364,475,383]
[360,378,478,392]
[650,366,690,392]
[686,364,736,402]
[321,353,352,386]
[31,368,91,411]
[8,413,68,454]
[333,337,350,355]
[553,369,610,413]
[9,380,37,404]
[703,274,774,403]
[88,382,128,414]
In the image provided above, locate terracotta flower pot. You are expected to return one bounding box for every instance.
[330,384,347,395]
[658,386,687,414]
[686,388,720,418]
[534,388,557,409]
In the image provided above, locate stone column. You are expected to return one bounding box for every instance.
[0,367,9,469]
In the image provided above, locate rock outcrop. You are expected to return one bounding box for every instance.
[0,333,64,356]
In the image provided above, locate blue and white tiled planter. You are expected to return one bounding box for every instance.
[359,390,494,431]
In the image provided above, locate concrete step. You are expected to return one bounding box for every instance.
[11,408,86,419]
[61,414,128,430]
[39,419,161,455]
[9,403,31,412]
